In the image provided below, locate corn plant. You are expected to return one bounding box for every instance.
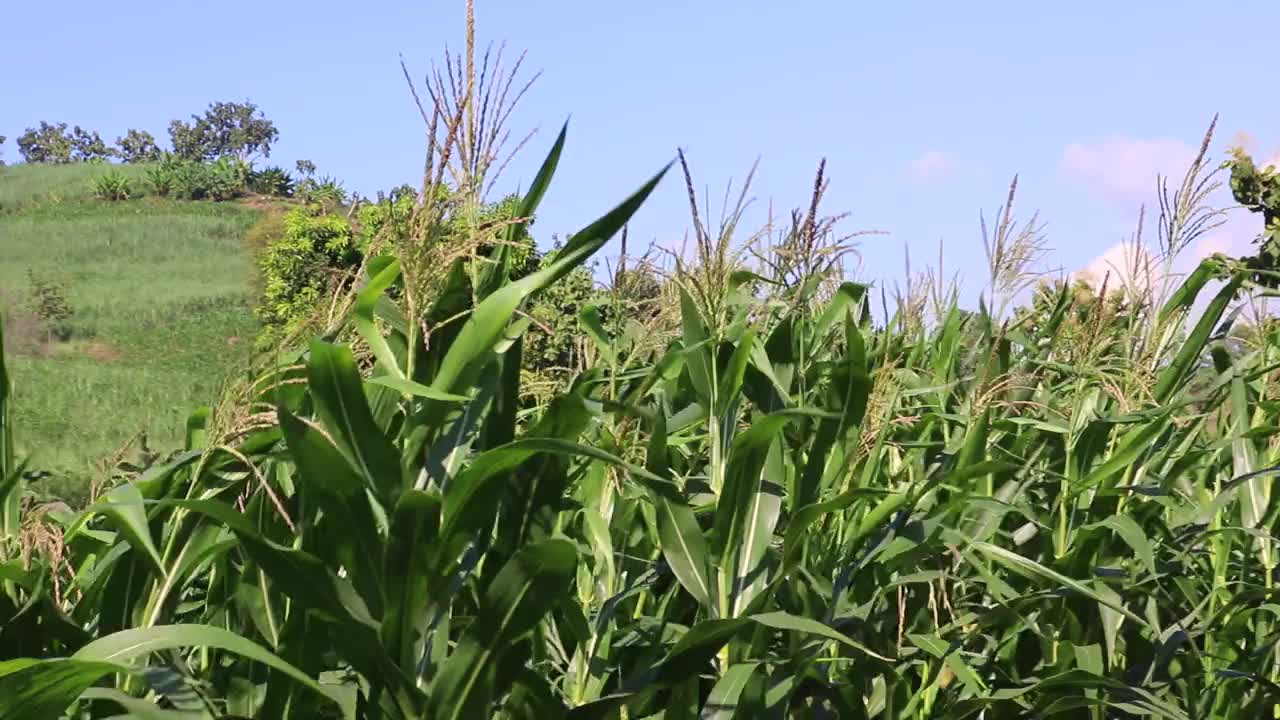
[3,94,1280,720]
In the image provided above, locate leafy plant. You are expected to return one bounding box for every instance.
[145,158,177,197]
[298,174,348,207]
[93,170,132,201]
[249,165,295,197]
[1227,148,1280,287]
[26,270,73,342]
[8,21,1280,720]
[255,206,358,339]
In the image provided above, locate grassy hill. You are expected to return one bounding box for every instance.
[0,162,261,499]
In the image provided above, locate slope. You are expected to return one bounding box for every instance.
[0,162,260,500]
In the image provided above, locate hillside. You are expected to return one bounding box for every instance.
[0,162,260,499]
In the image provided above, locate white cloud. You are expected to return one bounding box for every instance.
[907,150,953,180]
[1073,207,1265,297]
[1061,137,1197,201]
[1190,233,1235,260]
[1073,242,1156,296]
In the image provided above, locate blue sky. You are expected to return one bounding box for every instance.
[4,1,1278,305]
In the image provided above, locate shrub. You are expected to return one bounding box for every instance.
[255,207,357,337]
[115,128,162,163]
[26,270,73,341]
[168,157,249,201]
[146,159,177,197]
[144,155,250,201]
[297,174,348,207]
[524,247,598,371]
[206,157,251,200]
[248,165,295,197]
[92,170,132,201]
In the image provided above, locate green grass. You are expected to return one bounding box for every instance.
[0,161,153,212]
[0,163,260,499]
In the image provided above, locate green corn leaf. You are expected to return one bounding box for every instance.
[750,611,891,662]
[91,483,165,576]
[443,437,672,545]
[700,662,759,719]
[906,632,987,695]
[279,407,385,616]
[0,658,129,720]
[783,487,886,570]
[969,542,1148,626]
[648,396,714,610]
[715,414,791,617]
[795,314,871,508]
[173,499,379,630]
[352,256,405,379]
[657,496,715,610]
[715,327,757,418]
[382,489,442,671]
[73,625,337,706]
[579,304,617,366]
[431,163,670,397]
[427,538,578,720]
[476,122,568,300]
[812,282,870,340]
[1231,375,1266,530]
[713,413,792,557]
[80,688,206,719]
[306,339,402,504]
[656,619,751,685]
[366,374,468,402]
[0,316,13,503]
[1084,515,1156,577]
[1153,274,1241,403]
[1082,413,1170,490]
[680,286,714,401]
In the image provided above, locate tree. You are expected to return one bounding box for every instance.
[69,126,116,162]
[115,129,162,163]
[1227,148,1280,287]
[16,122,75,163]
[0,135,7,165]
[169,100,279,162]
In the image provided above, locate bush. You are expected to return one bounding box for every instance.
[255,207,357,338]
[297,174,348,208]
[143,155,250,201]
[146,159,177,197]
[248,165,294,197]
[93,170,132,201]
[26,270,73,341]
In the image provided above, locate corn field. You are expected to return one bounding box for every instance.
[4,94,1280,718]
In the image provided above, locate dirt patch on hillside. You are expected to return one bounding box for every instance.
[82,342,124,362]
[0,307,48,357]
